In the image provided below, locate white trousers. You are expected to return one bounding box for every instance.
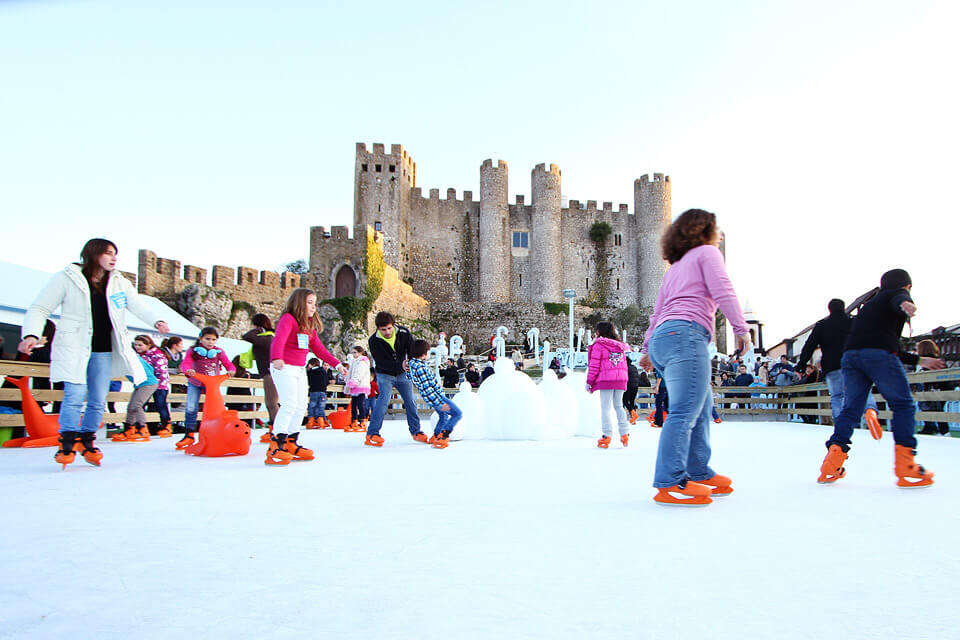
[270,364,308,436]
[599,389,629,436]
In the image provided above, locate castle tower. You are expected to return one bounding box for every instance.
[354,143,416,277]
[479,159,511,302]
[531,163,563,303]
[635,173,672,311]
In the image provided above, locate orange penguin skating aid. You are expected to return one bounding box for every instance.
[2,376,61,448]
[182,373,252,457]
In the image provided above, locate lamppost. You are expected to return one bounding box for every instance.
[563,289,577,353]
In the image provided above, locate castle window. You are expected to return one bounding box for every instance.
[389,165,396,173]
[616,278,620,290]
[615,233,622,246]
[375,221,382,231]
[247,273,253,283]
[512,231,529,248]
[196,273,202,283]
[375,164,382,172]
[586,278,589,289]
[361,163,368,172]
[519,274,522,287]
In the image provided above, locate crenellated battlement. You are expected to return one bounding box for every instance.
[481,159,508,171]
[636,173,670,187]
[532,162,561,176]
[565,200,631,214]
[138,249,304,312]
[409,185,477,207]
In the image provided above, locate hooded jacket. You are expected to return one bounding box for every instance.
[22,265,163,385]
[796,305,852,374]
[586,337,632,391]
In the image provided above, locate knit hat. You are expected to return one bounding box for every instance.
[828,299,845,314]
[880,269,912,290]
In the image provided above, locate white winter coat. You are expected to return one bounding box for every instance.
[22,264,164,385]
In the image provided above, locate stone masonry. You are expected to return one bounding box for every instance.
[342,142,672,313]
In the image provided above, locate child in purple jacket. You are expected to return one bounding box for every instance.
[586,321,632,448]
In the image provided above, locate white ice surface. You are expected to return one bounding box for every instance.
[1,420,957,640]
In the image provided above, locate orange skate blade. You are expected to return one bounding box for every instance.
[82,453,103,467]
[865,409,882,440]
[897,474,934,488]
[264,456,291,466]
[621,435,629,447]
[817,470,845,484]
[654,490,712,507]
[364,436,384,447]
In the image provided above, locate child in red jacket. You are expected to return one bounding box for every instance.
[586,321,632,448]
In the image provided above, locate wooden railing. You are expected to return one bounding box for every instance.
[709,367,960,425]
[0,360,462,429]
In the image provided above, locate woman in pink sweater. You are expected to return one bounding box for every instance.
[640,209,752,507]
[266,288,345,465]
[586,321,632,448]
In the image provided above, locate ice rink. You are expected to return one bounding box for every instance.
[1,419,956,640]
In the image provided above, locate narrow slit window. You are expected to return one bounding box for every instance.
[361,163,368,172]
[375,164,382,172]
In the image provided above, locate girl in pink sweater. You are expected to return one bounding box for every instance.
[586,322,632,448]
[266,288,345,465]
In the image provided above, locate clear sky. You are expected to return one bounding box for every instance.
[2,0,957,343]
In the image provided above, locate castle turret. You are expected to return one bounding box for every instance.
[354,143,416,277]
[635,173,672,311]
[479,159,511,302]
[531,163,563,303]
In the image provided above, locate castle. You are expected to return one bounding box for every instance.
[136,142,682,352]
[309,143,672,311]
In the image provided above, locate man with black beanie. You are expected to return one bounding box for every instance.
[797,298,878,425]
[818,269,945,488]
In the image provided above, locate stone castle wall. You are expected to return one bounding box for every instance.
[368,263,432,333]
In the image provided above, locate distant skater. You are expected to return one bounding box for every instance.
[586,322,632,448]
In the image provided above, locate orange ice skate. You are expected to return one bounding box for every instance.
[429,433,449,449]
[259,424,274,443]
[620,434,629,447]
[133,424,150,442]
[306,417,318,429]
[629,410,639,425]
[175,432,196,450]
[654,481,713,507]
[78,433,102,466]
[894,445,934,488]
[597,435,611,448]
[818,445,848,484]
[54,432,78,469]
[156,423,172,438]
[265,435,294,465]
[412,432,429,443]
[364,434,384,447]
[111,425,136,442]
[865,408,883,440]
[700,474,733,496]
[282,433,314,460]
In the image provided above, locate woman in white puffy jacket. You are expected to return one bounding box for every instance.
[18,238,169,468]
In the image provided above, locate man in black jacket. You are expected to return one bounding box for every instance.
[364,311,426,446]
[818,269,945,487]
[797,299,878,425]
[441,359,460,389]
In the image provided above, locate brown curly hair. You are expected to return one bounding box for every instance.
[661,209,718,264]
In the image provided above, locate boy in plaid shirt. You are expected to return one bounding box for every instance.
[409,339,462,448]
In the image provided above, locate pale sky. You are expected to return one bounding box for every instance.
[2,0,957,343]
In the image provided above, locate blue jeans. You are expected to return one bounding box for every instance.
[711,404,720,421]
[828,349,916,451]
[59,352,113,433]
[153,389,170,424]
[433,398,462,436]
[307,391,327,418]
[648,320,715,488]
[824,368,877,424]
[367,372,421,437]
[184,383,203,431]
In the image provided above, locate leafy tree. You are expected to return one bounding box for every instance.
[283,259,309,274]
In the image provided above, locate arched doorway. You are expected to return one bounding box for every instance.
[334,265,357,298]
